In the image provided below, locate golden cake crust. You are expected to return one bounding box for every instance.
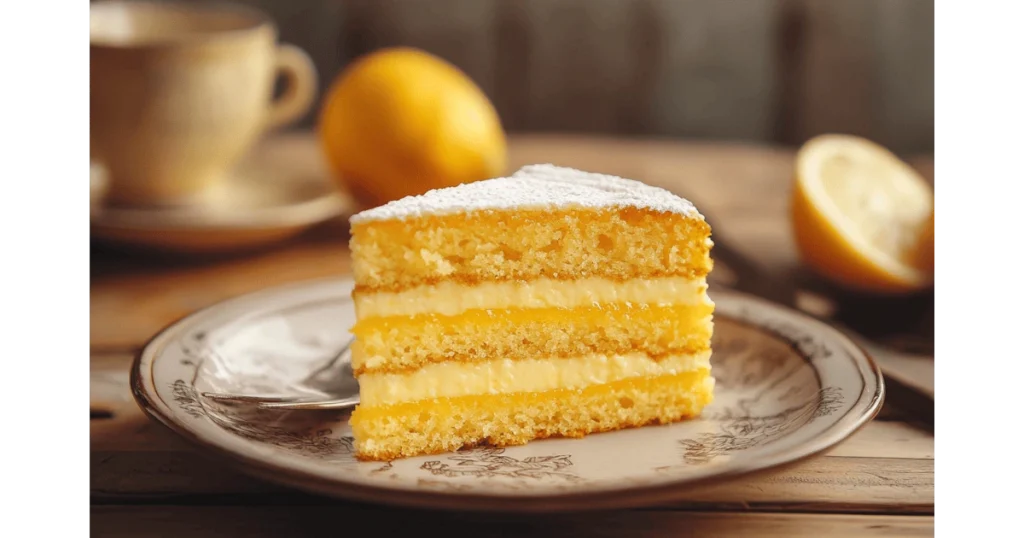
[351,207,712,293]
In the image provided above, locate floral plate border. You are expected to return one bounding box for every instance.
[131,277,884,512]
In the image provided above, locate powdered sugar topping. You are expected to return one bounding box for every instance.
[349,164,702,223]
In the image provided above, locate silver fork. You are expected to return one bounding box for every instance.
[202,338,360,410]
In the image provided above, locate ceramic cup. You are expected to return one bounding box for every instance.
[90,0,318,206]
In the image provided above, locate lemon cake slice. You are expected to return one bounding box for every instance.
[347,164,715,460]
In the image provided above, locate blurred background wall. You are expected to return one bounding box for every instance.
[121,0,935,154]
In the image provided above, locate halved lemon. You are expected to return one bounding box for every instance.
[791,134,934,294]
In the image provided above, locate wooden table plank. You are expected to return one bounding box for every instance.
[90,352,933,514]
[90,448,933,514]
[825,421,932,460]
[91,506,934,537]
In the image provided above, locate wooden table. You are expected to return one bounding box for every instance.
[91,133,934,536]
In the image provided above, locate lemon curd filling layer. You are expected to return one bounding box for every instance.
[354,301,714,335]
[357,350,712,406]
[354,275,710,319]
[350,370,716,460]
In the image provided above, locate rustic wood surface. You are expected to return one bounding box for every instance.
[90,133,934,536]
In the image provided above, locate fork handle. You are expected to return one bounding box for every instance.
[256,396,360,410]
[201,392,301,403]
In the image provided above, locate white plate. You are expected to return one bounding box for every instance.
[131,277,883,511]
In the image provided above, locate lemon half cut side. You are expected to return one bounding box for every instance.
[791,134,934,294]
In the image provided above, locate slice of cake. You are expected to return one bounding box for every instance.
[347,164,714,461]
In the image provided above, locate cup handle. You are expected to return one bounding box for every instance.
[266,44,318,130]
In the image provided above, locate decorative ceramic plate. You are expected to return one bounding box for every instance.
[131,277,883,512]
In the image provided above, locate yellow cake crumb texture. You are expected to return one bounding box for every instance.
[351,206,711,292]
[346,164,715,461]
[352,303,713,373]
[350,370,714,461]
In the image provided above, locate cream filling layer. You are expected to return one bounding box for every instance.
[357,351,712,407]
[354,275,710,319]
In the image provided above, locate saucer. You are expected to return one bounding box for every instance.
[87,161,108,218]
[91,134,352,254]
[131,278,884,512]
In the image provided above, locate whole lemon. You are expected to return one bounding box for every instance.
[318,47,507,208]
